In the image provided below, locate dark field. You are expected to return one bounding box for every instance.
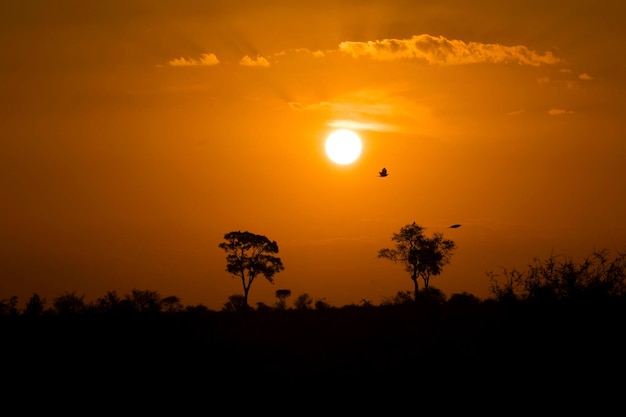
[3,297,625,409]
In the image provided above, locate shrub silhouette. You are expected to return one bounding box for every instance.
[23,293,46,317]
[161,295,184,313]
[222,294,248,312]
[294,293,313,310]
[488,249,626,302]
[52,291,86,316]
[0,296,18,316]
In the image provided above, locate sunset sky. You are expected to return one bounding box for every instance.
[2,1,625,310]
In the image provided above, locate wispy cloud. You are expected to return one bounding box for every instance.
[168,53,220,67]
[337,34,559,66]
[327,119,395,132]
[579,73,593,80]
[288,88,430,133]
[548,108,574,116]
[239,55,271,67]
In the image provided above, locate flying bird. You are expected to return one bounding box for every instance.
[448,224,462,228]
[378,168,388,177]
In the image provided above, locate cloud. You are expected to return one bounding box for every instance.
[337,34,560,66]
[287,48,325,58]
[548,108,574,116]
[288,88,426,133]
[579,73,593,80]
[328,119,395,132]
[168,35,560,70]
[168,53,220,67]
[239,55,271,67]
[288,101,399,131]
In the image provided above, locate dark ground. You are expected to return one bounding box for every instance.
[2,299,624,410]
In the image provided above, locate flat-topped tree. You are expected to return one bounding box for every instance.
[218,231,285,309]
[275,289,292,310]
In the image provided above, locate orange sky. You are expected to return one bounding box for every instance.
[1,1,625,310]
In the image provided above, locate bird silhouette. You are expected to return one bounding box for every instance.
[378,167,388,177]
[448,224,461,228]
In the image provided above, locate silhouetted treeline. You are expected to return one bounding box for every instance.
[3,290,626,392]
[3,249,624,316]
[2,249,625,400]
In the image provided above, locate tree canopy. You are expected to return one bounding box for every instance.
[218,230,285,308]
[378,222,456,301]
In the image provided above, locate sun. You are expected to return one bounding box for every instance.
[325,129,362,165]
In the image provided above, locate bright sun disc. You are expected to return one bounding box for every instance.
[325,129,362,165]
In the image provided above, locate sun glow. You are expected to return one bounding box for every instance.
[325,129,362,165]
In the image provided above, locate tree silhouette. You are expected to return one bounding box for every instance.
[125,289,162,313]
[222,294,247,312]
[275,289,292,310]
[218,230,285,309]
[378,222,456,301]
[314,297,331,309]
[294,293,313,310]
[256,301,271,311]
[52,291,86,316]
[0,296,18,316]
[161,295,184,313]
[381,290,414,306]
[24,293,46,317]
[93,290,124,314]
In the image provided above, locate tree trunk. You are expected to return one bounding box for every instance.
[243,289,249,308]
[412,277,419,302]
[240,273,249,308]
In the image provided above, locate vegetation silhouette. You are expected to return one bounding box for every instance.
[2,242,626,399]
[218,230,285,309]
[488,248,626,302]
[378,222,456,300]
[274,289,292,310]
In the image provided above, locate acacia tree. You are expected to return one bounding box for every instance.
[378,222,456,301]
[218,231,285,309]
[275,289,292,310]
